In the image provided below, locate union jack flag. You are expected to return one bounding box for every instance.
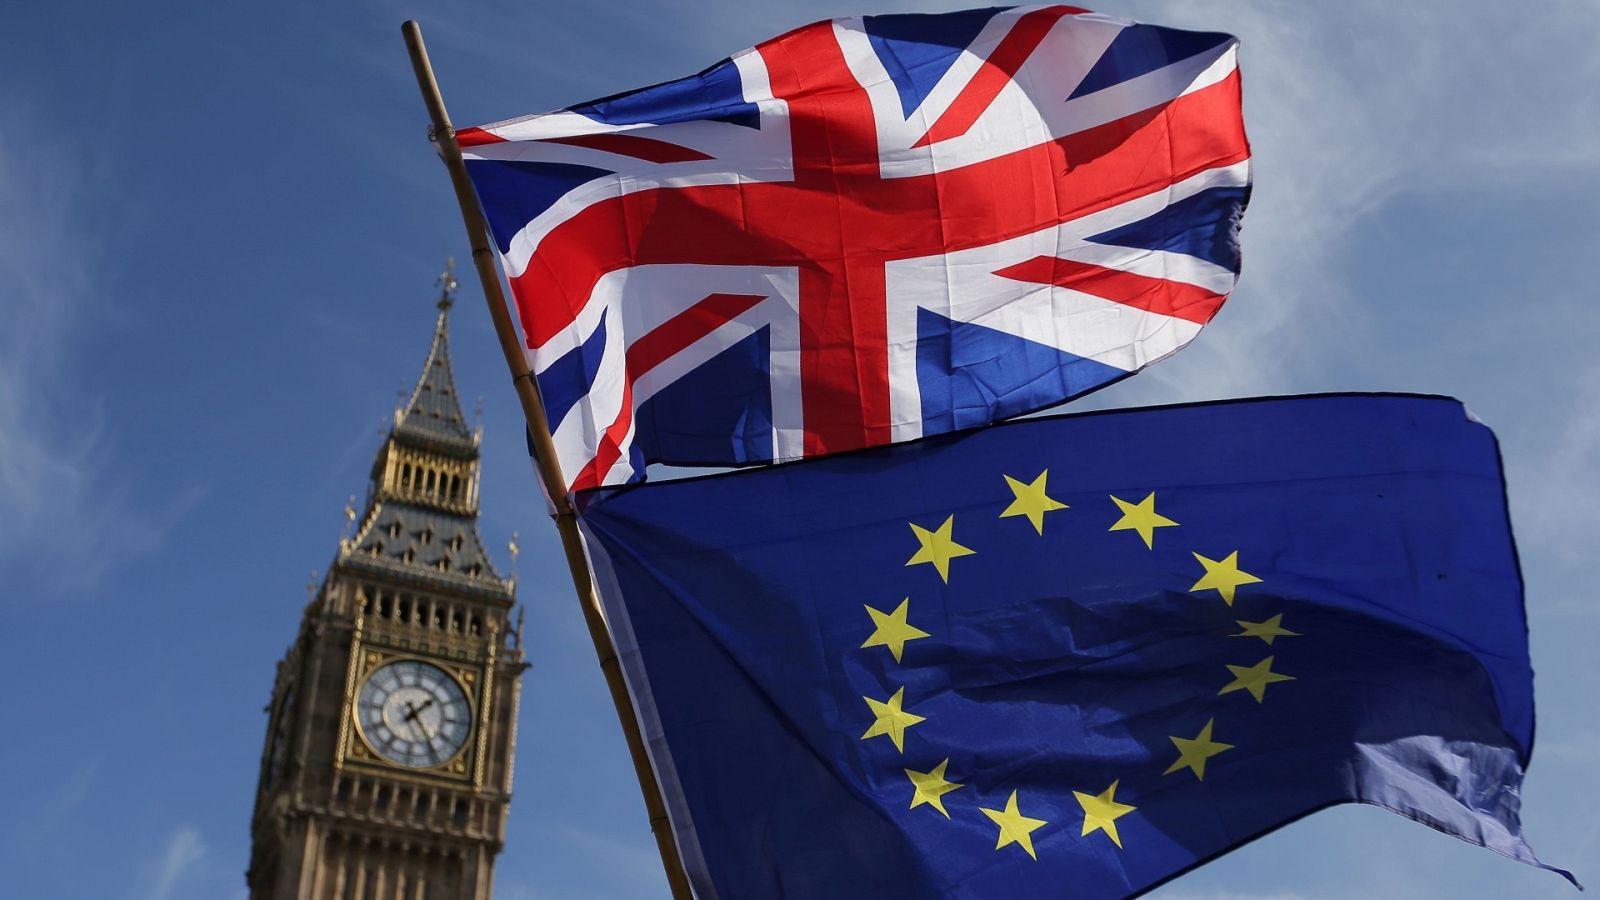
[461,6,1251,492]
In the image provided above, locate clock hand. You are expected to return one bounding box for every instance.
[413,699,446,762]
[402,700,434,742]
[403,697,436,719]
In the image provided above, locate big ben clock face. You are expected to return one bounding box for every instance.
[355,660,472,768]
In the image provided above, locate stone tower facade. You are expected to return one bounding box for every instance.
[248,271,526,900]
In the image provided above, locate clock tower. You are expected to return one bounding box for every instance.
[248,266,527,899]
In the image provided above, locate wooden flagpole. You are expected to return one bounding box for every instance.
[400,21,695,899]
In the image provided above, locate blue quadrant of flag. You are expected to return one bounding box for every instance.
[576,394,1570,899]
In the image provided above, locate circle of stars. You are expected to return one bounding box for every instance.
[850,468,1306,866]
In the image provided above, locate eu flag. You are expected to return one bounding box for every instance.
[575,394,1569,898]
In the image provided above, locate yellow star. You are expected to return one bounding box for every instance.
[980,790,1049,860]
[906,515,975,582]
[1164,718,1234,780]
[1233,613,1300,645]
[1000,470,1068,534]
[861,598,931,663]
[860,686,926,752]
[1107,492,1178,549]
[1073,779,1136,848]
[905,758,962,817]
[1189,551,1262,605]
[1220,656,1295,703]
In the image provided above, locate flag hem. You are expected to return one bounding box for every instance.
[577,515,721,898]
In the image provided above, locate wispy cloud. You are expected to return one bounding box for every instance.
[6,761,96,855]
[1152,891,1313,900]
[1092,0,1600,406]
[486,819,668,896]
[555,822,665,894]
[0,105,193,596]
[496,824,665,900]
[1507,362,1600,580]
[494,882,539,900]
[146,827,205,900]
[1531,729,1600,766]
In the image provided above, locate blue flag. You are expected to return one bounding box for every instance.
[576,394,1570,898]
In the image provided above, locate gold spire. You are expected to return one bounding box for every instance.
[393,262,473,445]
[436,256,457,312]
[507,532,521,590]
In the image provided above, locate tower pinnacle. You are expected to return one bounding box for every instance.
[395,265,474,447]
[436,256,457,312]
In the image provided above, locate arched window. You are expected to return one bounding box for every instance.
[398,597,411,623]
[469,615,482,637]
[401,464,412,491]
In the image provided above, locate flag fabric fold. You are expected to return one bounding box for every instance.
[576,394,1569,899]
[462,5,1251,491]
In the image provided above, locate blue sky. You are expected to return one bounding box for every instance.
[1,1,1596,898]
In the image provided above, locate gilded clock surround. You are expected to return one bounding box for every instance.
[349,652,478,775]
[246,269,527,900]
